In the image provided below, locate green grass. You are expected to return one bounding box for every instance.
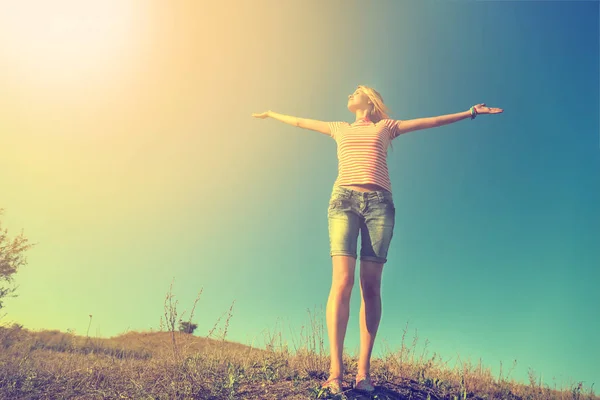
[0,282,597,400]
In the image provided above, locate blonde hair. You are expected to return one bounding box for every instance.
[357,85,390,123]
[357,85,395,151]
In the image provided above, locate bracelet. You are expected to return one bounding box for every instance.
[470,106,477,120]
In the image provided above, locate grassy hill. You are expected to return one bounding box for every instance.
[1,321,597,400]
[1,288,597,399]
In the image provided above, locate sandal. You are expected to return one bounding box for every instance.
[321,377,343,395]
[354,374,375,393]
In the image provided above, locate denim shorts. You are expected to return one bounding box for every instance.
[327,185,396,263]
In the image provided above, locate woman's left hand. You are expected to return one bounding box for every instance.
[473,103,503,115]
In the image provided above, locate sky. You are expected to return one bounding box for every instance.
[0,0,598,392]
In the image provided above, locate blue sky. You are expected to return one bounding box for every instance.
[1,0,598,392]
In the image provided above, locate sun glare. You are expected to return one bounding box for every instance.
[0,0,140,87]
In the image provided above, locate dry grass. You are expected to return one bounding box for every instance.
[0,281,597,400]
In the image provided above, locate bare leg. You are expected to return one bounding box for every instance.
[357,259,384,377]
[326,255,356,379]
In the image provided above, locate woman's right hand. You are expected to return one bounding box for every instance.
[251,110,271,119]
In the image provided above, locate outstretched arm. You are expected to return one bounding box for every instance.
[396,104,503,135]
[252,110,331,135]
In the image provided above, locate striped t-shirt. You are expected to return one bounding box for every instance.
[327,119,405,193]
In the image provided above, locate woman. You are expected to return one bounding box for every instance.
[252,86,502,395]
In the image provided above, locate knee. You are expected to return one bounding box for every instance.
[332,277,354,297]
[360,282,381,299]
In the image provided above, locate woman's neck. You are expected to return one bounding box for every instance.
[354,110,370,123]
